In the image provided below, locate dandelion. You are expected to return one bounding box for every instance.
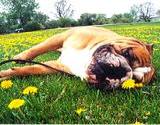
[23,86,38,95]
[122,79,135,89]
[75,107,86,116]
[1,80,13,89]
[135,83,144,88]
[145,111,151,116]
[134,121,144,125]
[8,99,25,109]
[11,62,16,64]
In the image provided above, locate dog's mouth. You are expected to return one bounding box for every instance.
[86,45,133,90]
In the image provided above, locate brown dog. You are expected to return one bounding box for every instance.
[0,26,155,90]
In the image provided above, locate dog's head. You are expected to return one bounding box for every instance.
[86,38,155,90]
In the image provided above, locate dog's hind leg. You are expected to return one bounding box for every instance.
[13,30,72,60]
[0,60,72,80]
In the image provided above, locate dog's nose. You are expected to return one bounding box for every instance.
[88,61,132,90]
[92,61,129,80]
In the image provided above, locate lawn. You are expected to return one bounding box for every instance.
[0,23,160,124]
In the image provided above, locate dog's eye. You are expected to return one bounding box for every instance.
[123,51,130,57]
[122,48,136,65]
[122,48,131,58]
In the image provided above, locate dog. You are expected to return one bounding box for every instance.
[0,26,155,90]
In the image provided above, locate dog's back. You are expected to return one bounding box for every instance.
[62,26,121,50]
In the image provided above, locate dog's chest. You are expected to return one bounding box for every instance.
[60,48,92,80]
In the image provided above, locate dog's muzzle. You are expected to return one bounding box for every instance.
[86,45,133,90]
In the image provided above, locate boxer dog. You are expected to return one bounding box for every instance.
[0,26,155,90]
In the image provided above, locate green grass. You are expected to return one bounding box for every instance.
[0,23,160,124]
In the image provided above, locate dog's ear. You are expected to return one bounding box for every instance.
[145,43,154,55]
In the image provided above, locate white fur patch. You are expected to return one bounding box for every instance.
[134,67,151,73]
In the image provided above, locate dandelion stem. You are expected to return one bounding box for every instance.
[19,108,25,118]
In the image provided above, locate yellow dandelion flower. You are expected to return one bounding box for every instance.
[145,111,151,116]
[75,107,86,116]
[8,99,25,109]
[134,121,144,125]
[135,83,144,88]
[1,80,13,89]
[23,86,38,95]
[11,62,16,64]
[122,79,135,89]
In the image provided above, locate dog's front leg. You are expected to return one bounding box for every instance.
[0,60,72,80]
[13,31,71,60]
[133,66,155,84]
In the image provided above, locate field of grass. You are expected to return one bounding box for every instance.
[0,23,160,124]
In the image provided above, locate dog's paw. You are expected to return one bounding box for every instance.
[0,69,14,81]
[13,54,26,60]
[0,70,8,78]
[0,77,10,81]
[13,50,34,61]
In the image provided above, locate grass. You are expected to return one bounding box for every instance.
[0,23,160,124]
